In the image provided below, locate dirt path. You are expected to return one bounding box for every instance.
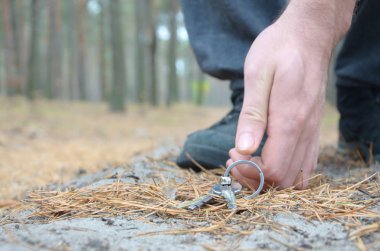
[1,145,379,251]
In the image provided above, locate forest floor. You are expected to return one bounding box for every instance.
[0,97,227,201]
[1,97,379,250]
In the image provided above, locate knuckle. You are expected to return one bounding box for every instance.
[241,106,267,125]
[244,64,259,82]
[273,172,287,184]
[280,180,294,189]
[308,115,320,132]
[281,110,308,135]
[266,168,287,184]
[294,110,308,126]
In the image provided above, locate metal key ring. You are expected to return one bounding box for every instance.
[223,160,265,199]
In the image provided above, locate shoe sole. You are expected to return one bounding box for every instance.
[176,143,230,171]
[337,138,380,164]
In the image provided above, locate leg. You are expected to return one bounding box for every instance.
[178,0,286,170]
[181,0,286,81]
[335,0,380,163]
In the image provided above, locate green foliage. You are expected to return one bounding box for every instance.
[192,79,210,105]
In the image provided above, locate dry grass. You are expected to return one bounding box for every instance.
[0,97,227,200]
[1,164,379,240]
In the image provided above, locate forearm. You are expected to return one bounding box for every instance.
[279,0,356,49]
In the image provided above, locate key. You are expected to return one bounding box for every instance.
[218,177,241,209]
[177,182,242,210]
[187,191,215,211]
[176,187,216,210]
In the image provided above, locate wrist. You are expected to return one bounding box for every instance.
[279,0,356,47]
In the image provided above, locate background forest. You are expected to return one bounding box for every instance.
[0,0,231,111]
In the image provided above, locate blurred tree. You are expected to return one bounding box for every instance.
[10,0,25,90]
[146,0,158,106]
[135,0,146,104]
[15,0,26,76]
[135,0,158,106]
[195,72,206,106]
[0,0,205,105]
[47,0,62,99]
[65,0,78,100]
[1,0,20,95]
[98,0,108,101]
[166,0,178,106]
[77,0,87,100]
[109,0,127,112]
[26,0,42,100]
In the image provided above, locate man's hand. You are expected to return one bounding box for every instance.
[228,0,356,189]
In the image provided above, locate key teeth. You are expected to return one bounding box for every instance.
[188,205,197,211]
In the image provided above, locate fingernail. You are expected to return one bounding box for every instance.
[237,133,254,151]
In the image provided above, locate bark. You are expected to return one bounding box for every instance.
[196,71,205,106]
[10,0,23,82]
[109,0,127,112]
[66,0,78,100]
[26,0,41,100]
[166,0,178,106]
[146,0,158,106]
[15,0,27,90]
[1,0,20,95]
[98,2,108,101]
[77,0,87,100]
[47,0,62,99]
[135,0,146,104]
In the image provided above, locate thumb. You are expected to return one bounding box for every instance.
[236,66,274,155]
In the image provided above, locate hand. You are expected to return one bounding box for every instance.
[228,0,356,189]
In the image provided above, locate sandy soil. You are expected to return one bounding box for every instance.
[0,98,227,200]
[1,145,379,251]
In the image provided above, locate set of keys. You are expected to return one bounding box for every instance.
[178,160,265,210]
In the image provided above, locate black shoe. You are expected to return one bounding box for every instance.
[176,81,265,171]
[337,84,380,163]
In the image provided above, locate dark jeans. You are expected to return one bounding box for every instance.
[181,0,380,90]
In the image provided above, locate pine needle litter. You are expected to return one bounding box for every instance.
[1,160,379,239]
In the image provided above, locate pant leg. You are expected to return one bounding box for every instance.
[335,0,380,87]
[181,0,286,91]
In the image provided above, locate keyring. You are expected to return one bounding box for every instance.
[223,160,265,199]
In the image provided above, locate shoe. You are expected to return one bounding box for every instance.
[176,81,266,171]
[337,84,380,164]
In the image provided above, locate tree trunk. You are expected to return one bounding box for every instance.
[196,71,205,106]
[10,0,24,91]
[15,0,27,89]
[1,0,20,95]
[109,0,127,112]
[166,0,178,106]
[26,0,41,100]
[65,0,78,100]
[47,0,62,99]
[146,0,158,106]
[135,0,146,104]
[77,0,87,100]
[98,2,108,101]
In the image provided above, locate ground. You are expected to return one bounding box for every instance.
[0,98,227,200]
[0,98,379,250]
